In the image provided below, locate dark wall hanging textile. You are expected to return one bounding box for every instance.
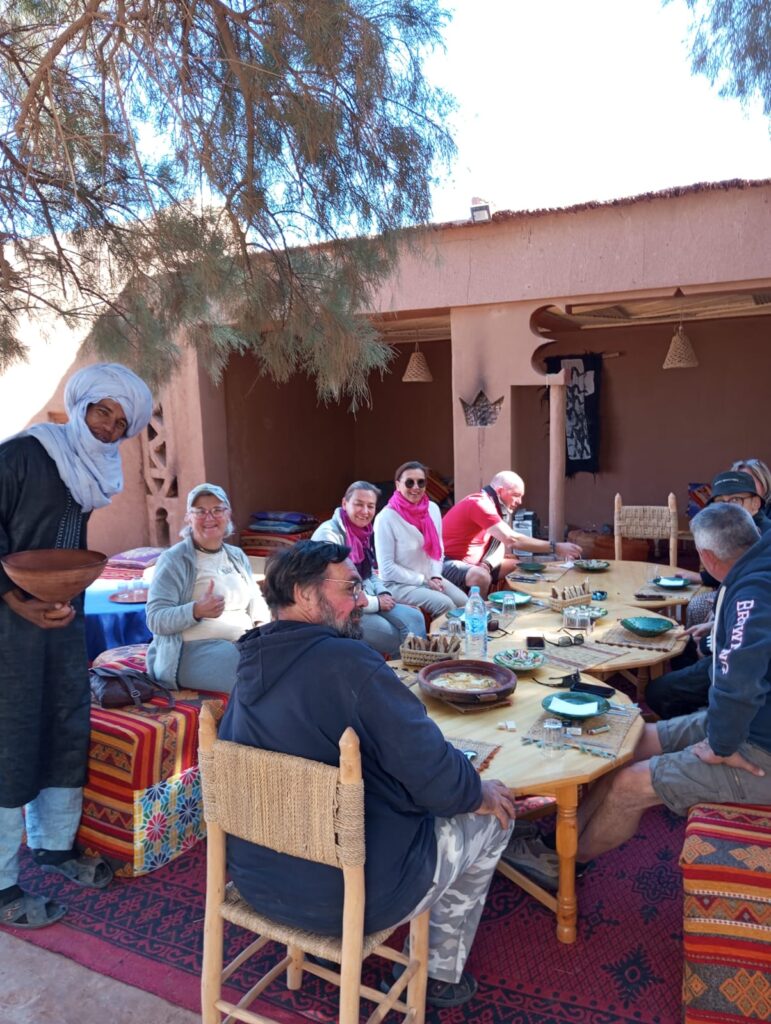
[544,354,602,476]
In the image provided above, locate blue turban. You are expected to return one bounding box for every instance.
[24,362,153,511]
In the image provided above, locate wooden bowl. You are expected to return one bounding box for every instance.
[1,548,107,602]
[417,659,517,705]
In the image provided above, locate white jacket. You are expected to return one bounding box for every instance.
[374,503,445,588]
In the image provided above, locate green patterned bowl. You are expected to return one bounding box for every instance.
[493,649,547,672]
[620,616,675,637]
[573,559,610,572]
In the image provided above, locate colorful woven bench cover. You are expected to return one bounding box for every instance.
[78,643,226,876]
[680,801,771,1022]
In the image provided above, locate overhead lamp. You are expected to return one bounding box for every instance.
[402,342,433,383]
[663,323,698,370]
[470,195,492,223]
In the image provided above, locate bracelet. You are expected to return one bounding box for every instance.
[549,541,556,554]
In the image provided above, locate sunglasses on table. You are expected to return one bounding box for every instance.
[402,478,427,489]
[545,632,585,647]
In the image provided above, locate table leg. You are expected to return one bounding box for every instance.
[555,785,579,944]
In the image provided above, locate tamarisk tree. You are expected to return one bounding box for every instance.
[0,0,454,404]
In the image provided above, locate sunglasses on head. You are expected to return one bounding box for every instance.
[403,478,427,489]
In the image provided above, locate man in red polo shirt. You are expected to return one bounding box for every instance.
[442,471,582,597]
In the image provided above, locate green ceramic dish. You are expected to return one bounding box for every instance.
[568,604,608,621]
[517,561,545,573]
[488,590,532,608]
[573,559,610,572]
[541,691,610,720]
[493,648,547,672]
[652,575,690,589]
[620,616,675,637]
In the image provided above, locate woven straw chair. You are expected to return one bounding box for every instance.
[198,702,429,1024]
[613,492,679,566]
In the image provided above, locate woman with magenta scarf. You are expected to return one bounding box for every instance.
[312,481,425,656]
[374,461,466,620]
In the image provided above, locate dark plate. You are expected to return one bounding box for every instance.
[652,575,691,589]
[418,659,517,705]
[541,691,610,720]
[517,561,544,573]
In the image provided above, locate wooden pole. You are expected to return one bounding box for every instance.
[549,383,567,542]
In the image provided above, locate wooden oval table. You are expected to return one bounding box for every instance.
[414,669,644,945]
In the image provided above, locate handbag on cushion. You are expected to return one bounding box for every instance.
[89,665,176,709]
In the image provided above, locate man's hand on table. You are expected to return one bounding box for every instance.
[691,738,765,777]
[475,779,517,828]
[2,589,75,629]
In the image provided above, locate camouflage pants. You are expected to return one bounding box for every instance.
[398,812,514,982]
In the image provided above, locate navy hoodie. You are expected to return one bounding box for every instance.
[219,619,483,934]
[708,528,771,756]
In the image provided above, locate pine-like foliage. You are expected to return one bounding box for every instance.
[0,0,454,405]
[672,0,771,116]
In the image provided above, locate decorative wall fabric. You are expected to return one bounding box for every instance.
[545,354,602,476]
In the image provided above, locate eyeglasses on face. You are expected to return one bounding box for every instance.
[189,506,229,519]
[322,578,364,600]
[714,494,753,506]
[402,478,427,489]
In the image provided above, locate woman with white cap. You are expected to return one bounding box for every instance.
[0,362,153,930]
[146,483,267,695]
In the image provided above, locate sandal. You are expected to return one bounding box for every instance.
[0,892,67,930]
[36,852,113,889]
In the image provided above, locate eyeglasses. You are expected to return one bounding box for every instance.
[714,494,754,506]
[403,478,427,489]
[322,578,364,600]
[189,506,229,519]
[545,633,585,647]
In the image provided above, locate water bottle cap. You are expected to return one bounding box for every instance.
[469,586,480,595]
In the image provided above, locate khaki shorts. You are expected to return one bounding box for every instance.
[649,710,771,816]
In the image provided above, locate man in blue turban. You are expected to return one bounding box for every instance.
[0,362,153,929]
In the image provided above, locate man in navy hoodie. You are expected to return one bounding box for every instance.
[219,540,516,1008]
[505,503,770,888]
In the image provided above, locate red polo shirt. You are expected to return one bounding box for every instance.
[442,491,502,564]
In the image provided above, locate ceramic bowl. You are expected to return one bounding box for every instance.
[573,559,610,572]
[417,659,517,705]
[1,548,107,603]
[493,649,546,672]
[541,691,610,720]
[488,590,532,608]
[620,616,675,637]
[517,561,544,573]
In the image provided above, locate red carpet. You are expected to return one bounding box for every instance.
[13,806,685,1023]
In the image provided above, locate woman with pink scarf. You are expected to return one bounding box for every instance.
[374,461,466,620]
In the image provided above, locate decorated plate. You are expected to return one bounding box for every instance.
[573,559,610,572]
[488,590,532,608]
[493,648,547,672]
[541,691,610,720]
[652,575,691,589]
[568,604,608,621]
[620,616,675,637]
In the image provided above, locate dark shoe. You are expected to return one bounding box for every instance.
[500,835,559,892]
[0,891,67,930]
[381,963,478,1008]
[540,831,594,878]
[33,849,113,889]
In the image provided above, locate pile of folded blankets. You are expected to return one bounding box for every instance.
[240,511,320,556]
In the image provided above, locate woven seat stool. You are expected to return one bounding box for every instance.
[77,643,227,876]
[680,801,771,1022]
[199,702,429,1024]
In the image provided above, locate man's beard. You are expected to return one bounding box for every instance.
[318,594,364,640]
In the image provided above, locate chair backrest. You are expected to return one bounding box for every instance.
[614,492,679,565]
[198,702,365,870]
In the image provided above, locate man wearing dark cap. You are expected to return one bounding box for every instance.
[646,469,771,721]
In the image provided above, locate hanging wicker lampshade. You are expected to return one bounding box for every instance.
[663,324,698,370]
[402,344,433,382]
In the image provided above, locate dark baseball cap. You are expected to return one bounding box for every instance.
[710,471,759,501]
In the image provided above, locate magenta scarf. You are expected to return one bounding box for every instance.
[386,491,442,561]
[340,507,375,578]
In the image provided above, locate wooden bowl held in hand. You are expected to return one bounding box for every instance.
[417,659,517,705]
[1,549,107,603]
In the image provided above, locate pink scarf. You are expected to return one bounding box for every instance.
[387,491,442,561]
[340,507,374,575]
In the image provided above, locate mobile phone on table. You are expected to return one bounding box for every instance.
[526,636,546,649]
[570,679,616,699]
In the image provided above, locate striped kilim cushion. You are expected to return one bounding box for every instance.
[680,801,771,1022]
[79,643,227,876]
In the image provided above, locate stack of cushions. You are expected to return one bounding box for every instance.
[107,546,165,569]
[240,511,319,556]
[78,643,227,876]
[680,801,771,1022]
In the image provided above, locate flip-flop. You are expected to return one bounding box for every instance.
[37,854,113,889]
[0,892,67,930]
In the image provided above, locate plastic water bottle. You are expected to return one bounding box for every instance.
[464,586,488,660]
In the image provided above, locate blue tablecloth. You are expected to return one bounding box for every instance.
[84,579,152,661]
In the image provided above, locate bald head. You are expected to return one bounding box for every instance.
[489,471,525,512]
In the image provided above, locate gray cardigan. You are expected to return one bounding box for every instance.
[145,536,263,688]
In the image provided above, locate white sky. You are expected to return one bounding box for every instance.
[426,0,771,221]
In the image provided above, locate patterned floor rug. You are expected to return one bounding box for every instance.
[14,806,686,1023]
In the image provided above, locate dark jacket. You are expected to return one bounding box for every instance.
[708,528,771,756]
[219,619,482,934]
